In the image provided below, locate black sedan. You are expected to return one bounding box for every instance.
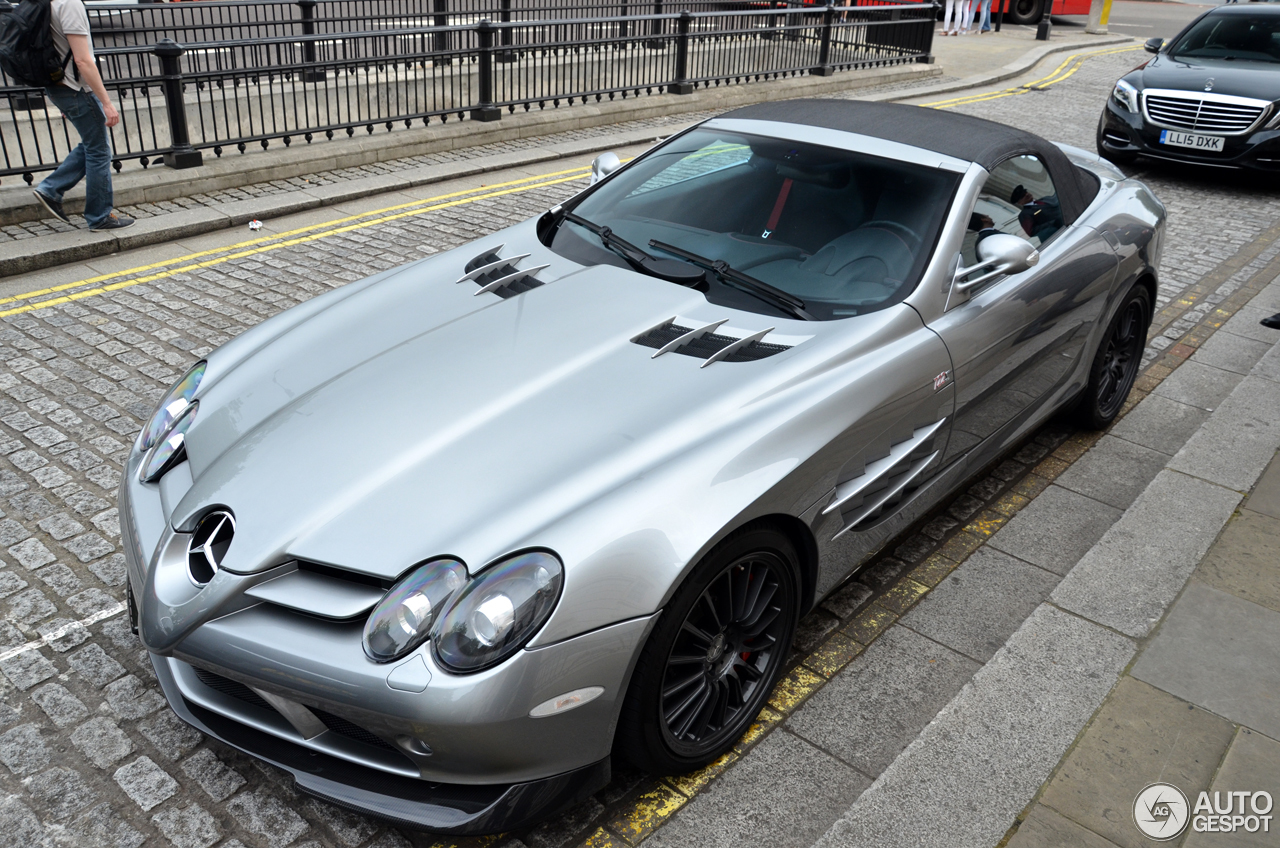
[1097,5,1280,171]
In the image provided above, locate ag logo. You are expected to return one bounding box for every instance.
[1135,783,1190,841]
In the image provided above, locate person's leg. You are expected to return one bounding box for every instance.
[944,0,956,32]
[36,87,89,207]
[981,0,993,31]
[38,86,113,228]
[959,0,972,32]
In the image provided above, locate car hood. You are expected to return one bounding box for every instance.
[170,234,830,580]
[1136,53,1280,102]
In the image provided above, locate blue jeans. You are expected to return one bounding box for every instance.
[979,0,993,30]
[37,85,113,228]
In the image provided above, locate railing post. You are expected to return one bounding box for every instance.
[154,39,203,170]
[618,1,630,39]
[645,0,666,49]
[785,0,799,41]
[470,20,501,122]
[670,10,693,94]
[812,4,835,76]
[1036,0,1053,40]
[297,0,326,82]
[496,0,516,63]
[762,0,779,41]
[433,0,452,64]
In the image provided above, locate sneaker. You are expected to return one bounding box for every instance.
[90,213,135,231]
[33,190,71,224]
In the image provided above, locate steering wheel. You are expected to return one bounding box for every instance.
[856,220,922,252]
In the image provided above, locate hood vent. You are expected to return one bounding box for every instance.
[457,243,550,298]
[633,318,792,366]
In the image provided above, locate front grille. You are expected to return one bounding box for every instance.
[193,667,401,755]
[1144,92,1266,135]
[311,707,400,753]
[632,322,791,362]
[193,668,273,712]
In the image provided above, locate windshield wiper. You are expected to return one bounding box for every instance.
[648,239,814,321]
[563,212,660,270]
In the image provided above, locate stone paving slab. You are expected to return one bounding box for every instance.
[1131,583,1280,743]
[785,626,980,778]
[1183,729,1280,848]
[1053,435,1172,510]
[1050,470,1242,638]
[1036,676,1236,848]
[988,485,1123,576]
[643,730,870,848]
[1149,360,1244,412]
[899,547,1059,662]
[1106,393,1209,457]
[1007,804,1124,848]
[1168,375,1280,493]
[1193,508,1280,615]
[813,605,1134,848]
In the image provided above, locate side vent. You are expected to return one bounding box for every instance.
[457,243,550,298]
[632,318,792,365]
[828,418,948,537]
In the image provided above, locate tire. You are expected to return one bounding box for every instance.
[1075,283,1151,430]
[614,526,800,775]
[1007,0,1042,26]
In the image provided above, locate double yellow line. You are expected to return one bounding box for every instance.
[921,43,1142,110]
[0,164,596,319]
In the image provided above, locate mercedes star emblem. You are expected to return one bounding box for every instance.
[187,510,235,586]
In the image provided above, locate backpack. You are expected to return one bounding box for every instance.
[0,0,73,88]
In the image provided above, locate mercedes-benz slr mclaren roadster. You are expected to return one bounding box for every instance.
[121,100,1164,835]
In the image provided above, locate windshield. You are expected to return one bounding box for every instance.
[549,128,960,321]
[1170,14,1280,63]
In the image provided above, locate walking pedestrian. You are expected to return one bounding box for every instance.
[32,0,133,230]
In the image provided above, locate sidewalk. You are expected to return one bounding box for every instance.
[0,25,1131,278]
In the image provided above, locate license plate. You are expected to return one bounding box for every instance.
[1159,130,1225,152]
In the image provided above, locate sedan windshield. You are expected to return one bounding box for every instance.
[549,128,959,321]
[1171,14,1280,63]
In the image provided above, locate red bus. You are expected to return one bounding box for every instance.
[779,0,1093,27]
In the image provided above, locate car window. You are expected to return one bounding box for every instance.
[550,128,961,321]
[1171,14,1280,64]
[962,154,1062,266]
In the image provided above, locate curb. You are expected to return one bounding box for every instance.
[0,34,1135,279]
[871,32,1136,103]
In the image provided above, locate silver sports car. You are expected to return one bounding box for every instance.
[121,100,1164,834]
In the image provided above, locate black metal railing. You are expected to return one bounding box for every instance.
[0,2,934,184]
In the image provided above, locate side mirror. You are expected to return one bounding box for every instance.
[1144,37,1164,54]
[953,233,1039,295]
[590,152,621,185]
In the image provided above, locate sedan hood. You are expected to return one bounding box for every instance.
[172,242,822,580]
[1138,54,1280,102]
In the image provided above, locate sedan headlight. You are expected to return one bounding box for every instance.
[363,558,468,663]
[433,551,563,673]
[1112,79,1140,114]
[141,361,205,450]
[139,402,197,483]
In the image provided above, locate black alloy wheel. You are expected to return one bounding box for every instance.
[1076,283,1151,429]
[659,553,789,754]
[615,527,799,774]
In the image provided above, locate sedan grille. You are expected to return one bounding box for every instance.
[1143,89,1269,136]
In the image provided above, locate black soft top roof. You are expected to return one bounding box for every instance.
[718,100,1098,226]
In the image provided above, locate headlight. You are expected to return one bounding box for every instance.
[1113,79,1140,114]
[363,558,467,663]
[139,402,197,483]
[433,551,562,673]
[141,361,205,450]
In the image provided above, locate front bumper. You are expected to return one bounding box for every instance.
[1098,99,1280,171]
[121,456,653,833]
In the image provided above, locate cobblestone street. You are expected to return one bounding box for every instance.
[0,45,1278,848]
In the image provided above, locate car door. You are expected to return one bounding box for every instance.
[929,154,1119,466]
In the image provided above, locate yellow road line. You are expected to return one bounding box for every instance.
[0,170,591,319]
[0,163,596,310]
[921,44,1142,109]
